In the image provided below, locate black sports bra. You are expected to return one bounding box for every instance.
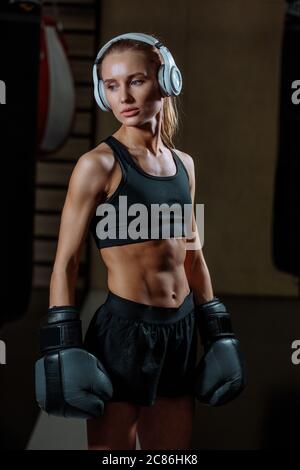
[89,135,193,249]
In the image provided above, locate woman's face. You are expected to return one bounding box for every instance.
[101,50,163,125]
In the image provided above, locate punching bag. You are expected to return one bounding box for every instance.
[38,15,76,156]
[272,0,300,278]
[0,0,42,326]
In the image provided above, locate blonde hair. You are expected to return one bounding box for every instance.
[97,34,181,149]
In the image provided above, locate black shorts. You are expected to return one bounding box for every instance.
[83,289,198,407]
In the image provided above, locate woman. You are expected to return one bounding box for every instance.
[35,32,245,451]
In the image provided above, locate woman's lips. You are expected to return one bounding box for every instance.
[121,108,139,116]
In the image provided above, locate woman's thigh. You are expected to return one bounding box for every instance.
[137,393,196,450]
[86,400,141,450]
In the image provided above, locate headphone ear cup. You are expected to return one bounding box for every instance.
[98,80,111,111]
[170,66,182,95]
[157,65,169,97]
[157,63,182,97]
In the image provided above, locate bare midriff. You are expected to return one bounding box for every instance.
[100,237,190,308]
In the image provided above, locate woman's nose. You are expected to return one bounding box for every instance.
[120,85,133,103]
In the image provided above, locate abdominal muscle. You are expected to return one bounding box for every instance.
[99,237,191,308]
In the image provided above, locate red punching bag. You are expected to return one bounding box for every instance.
[37,15,76,156]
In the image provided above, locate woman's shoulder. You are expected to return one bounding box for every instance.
[68,141,117,199]
[76,140,116,174]
[89,139,115,162]
[173,148,195,177]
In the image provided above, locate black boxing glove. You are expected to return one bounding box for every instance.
[35,305,113,419]
[194,297,246,406]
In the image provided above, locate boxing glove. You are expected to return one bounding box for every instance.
[194,297,246,406]
[35,305,113,419]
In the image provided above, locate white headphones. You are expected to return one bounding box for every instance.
[93,32,182,112]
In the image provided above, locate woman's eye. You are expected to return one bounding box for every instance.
[107,80,144,91]
[131,79,144,86]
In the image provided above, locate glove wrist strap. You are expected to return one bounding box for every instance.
[47,305,79,324]
[195,298,235,344]
[39,306,83,355]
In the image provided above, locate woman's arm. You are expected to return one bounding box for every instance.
[182,153,214,305]
[35,148,115,420]
[49,149,110,307]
